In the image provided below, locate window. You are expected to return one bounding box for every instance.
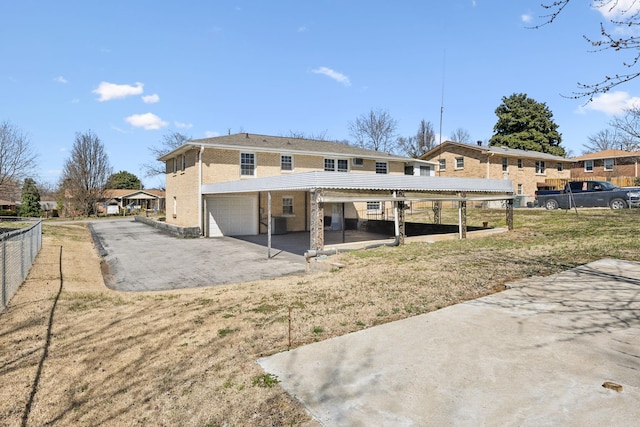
[557,163,563,172]
[604,158,614,171]
[367,201,382,213]
[502,158,508,172]
[517,159,523,169]
[352,158,364,167]
[517,184,523,195]
[455,157,464,169]
[241,153,255,176]
[375,162,388,174]
[584,160,594,172]
[281,155,293,171]
[337,159,349,172]
[535,160,546,174]
[181,154,186,172]
[439,159,446,170]
[419,165,431,176]
[172,157,178,174]
[282,197,294,215]
[324,158,335,171]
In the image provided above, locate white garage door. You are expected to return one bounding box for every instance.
[207,195,258,237]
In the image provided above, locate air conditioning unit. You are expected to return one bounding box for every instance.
[271,217,287,234]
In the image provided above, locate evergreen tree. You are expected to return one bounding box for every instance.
[489,93,565,157]
[19,178,41,217]
[107,171,142,189]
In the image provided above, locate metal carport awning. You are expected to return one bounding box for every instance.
[200,171,515,256]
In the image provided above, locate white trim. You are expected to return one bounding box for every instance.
[240,152,256,177]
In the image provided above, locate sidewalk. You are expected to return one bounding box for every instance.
[259,258,640,426]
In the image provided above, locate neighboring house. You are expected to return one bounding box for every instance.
[421,141,572,206]
[570,150,640,186]
[100,189,166,215]
[159,133,514,248]
[0,200,17,213]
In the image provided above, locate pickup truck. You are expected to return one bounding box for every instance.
[535,180,640,210]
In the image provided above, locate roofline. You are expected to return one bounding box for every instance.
[159,138,437,165]
[571,152,640,161]
[422,140,572,162]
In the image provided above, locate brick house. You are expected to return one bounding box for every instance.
[570,150,640,185]
[159,133,514,248]
[421,141,572,206]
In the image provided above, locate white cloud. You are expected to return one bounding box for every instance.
[142,94,160,104]
[93,81,144,102]
[521,13,532,23]
[124,113,168,130]
[205,131,220,138]
[298,26,308,32]
[311,66,351,86]
[174,121,193,129]
[54,76,67,84]
[595,0,640,19]
[578,91,640,115]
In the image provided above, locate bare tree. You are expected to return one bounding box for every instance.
[397,120,436,158]
[0,120,37,200]
[449,128,471,143]
[142,131,190,178]
[582,129,623,153]
[610,106,640,150]
[348,109,398,152]
[285,130,329,141]
[61,130,112,216]
[537,0,640,98]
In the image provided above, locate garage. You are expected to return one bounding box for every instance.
[206,195,258,237]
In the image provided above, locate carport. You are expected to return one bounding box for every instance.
[200,172,515,256]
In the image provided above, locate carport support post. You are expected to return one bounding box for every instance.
[310,189,324,251]
[458,192,467,239]
[506,198,514,231]
[267,191,272,259]
[396,191,405,245]
[433,201,441,224]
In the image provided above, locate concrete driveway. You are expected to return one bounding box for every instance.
[258,258,640,426]
[89,219,305,291]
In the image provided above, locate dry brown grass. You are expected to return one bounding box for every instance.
[2,209,640,426]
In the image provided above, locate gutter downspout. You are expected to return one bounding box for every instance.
[198,145,204,236]
[304,192,401,261]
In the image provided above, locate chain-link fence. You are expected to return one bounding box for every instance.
[0,218,42,310]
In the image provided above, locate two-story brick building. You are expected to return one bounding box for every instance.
[159,133,514,248]
[421,141,572,206]
[571,150,640,184]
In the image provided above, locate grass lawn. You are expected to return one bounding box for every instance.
[1,208,639,426]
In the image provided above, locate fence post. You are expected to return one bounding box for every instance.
[1,240,6,308]
[21,237,25,281]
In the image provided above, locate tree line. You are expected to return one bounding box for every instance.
[3,89,640,218]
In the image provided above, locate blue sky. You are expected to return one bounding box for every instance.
[3,1,640,189]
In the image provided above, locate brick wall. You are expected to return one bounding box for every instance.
[167,146,417,230]
[424,145,571,200]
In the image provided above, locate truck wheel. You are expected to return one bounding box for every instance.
[545,199,559,210]
[610,198,627,209]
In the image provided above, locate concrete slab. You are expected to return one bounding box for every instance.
[258,258,640,426]
[89,219,306,291]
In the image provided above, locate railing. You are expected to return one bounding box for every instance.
[0,218,42,310]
